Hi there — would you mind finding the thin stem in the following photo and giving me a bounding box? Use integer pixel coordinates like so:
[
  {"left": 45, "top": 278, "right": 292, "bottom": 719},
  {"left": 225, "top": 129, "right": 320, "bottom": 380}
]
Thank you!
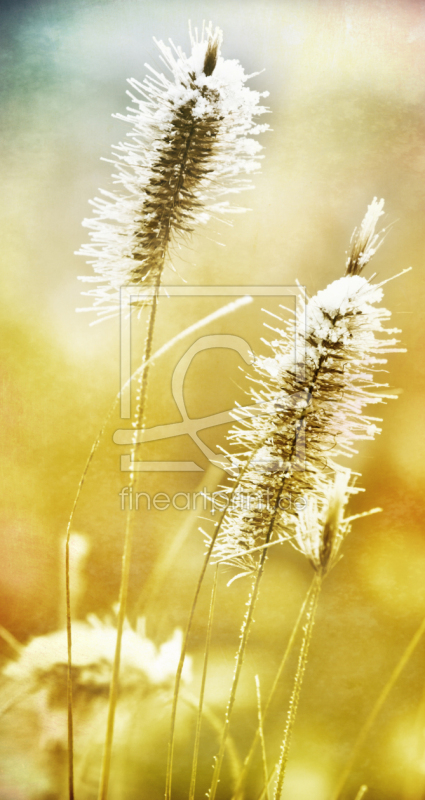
[
  {"left": 65, "top": 299, "right": 245, "bottom": 763},
  {"left": 255, "top": 675, "right": 270, "bottom": 800},
  {"left": 208, "top": 540, "right": 270, "bottom": 800},
  {"left": 66, "top": 518, "right": 76, "bottom": 800},
  {"left": 97, "top": 285, "right": 160, "bottom": 800},
  {"left": 0, "top": 687, "right": 31, "bottom": 719},
  {"left": 0, "top": 625, "right": 21, "bottom": 654},
  {"left": 165, "top": 526, "right": 220, "bottom": 800},
  {"left": 189, "top": 564, "right": 219, "bottom": 800},
  {"left": 273, "top": 573, "right": 322, "bottom": 800},
  {"left": 258, "top": 769, "right": 276, "bottom": 800},
  {"left": 219, "top": 536, "right": 286, "bottom": 563},
  {"left": 181, "top": 690, "right": 241, "bottom": 784},
  {"left": 65, "top": 395, "right": 118, "bottom": 800},
  {"left": 331, "top": 613, "right": 425, "bottom": 800},
  {"left": 354, "top": 787, "right": 368, "bottom": 800},
  {"left": 231, "top": 576, "right": 316, "bottom": 800}
]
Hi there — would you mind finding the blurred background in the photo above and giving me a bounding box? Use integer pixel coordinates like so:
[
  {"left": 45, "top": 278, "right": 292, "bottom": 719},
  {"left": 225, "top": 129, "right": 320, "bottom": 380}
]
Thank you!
[{"left": 1, "top": 0, "right": 425, "bottom": 797}]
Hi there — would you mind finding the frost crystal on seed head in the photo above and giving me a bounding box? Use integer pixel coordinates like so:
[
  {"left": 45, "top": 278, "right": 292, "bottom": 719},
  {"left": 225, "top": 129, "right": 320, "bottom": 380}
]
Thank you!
[{"left": 77, "top": 23, "right": 269, "bottom": 321}]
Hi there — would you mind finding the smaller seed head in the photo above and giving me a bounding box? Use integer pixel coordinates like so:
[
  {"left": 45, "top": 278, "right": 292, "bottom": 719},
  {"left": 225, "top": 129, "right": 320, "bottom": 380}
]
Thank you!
[{"left": 346, "top": 197, "right": 385, "bottom": 275}]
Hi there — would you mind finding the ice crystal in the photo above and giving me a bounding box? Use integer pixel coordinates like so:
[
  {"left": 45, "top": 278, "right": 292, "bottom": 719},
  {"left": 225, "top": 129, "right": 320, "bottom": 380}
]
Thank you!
[{"left": 78, "top": 23, "right": 269, "bottom": 320}]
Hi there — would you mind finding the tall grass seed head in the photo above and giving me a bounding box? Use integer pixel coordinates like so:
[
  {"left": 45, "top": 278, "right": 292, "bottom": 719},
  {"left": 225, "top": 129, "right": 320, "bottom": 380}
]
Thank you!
[
  {"left": 211, "top": 199, "right": 404, "bottom": 577},
  {"left": 77, "top": 23, "right": 270, "bottom": 321}
]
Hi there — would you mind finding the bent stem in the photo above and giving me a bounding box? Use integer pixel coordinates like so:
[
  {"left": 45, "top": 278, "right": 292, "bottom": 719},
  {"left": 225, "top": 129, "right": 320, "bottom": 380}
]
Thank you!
[
  {"left": 65, "top": 530, "right": 75, "bottom": 800},
  {"left": 97, "top": 286, "right": 159, "bottom": 800},
  {"left": 65, "top": 372, "right": 126, "bottom": 800},
  {"left": 231, "top": 576, "right": 316, "bottom": 800},
  {"left": 65, "top": 443, "right": 108, "bottom": 799},
  {"left": 189, "top": 564, "right": 219, "bottom": 800},
  {"left": 401, "top": 670, "right": 425, "bottom": 800},
  {"left": 331, "top": 612, "right": 425, "bottom": 800},
  {"left": 273, "top": 572, "right": 322, "bottom": 800}
]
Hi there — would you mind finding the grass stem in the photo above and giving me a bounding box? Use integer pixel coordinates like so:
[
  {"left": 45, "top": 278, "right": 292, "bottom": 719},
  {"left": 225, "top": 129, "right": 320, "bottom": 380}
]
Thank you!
[
  {"left": 97, "top": 286, "right": 159, "bottom": 800},
  {"left": 401, "top": 666, "right": 425, "bottom": 800},
  {"left": 65, "top": 385, "right": 120, "bottom": 800},
  {"left": 273, "top": 573, "right": 322, "bottom": 800},
  {"left": 165, "top": 527, "right": 220, "bottom": 800},
  {"left": 181, "top": 690, "right": 241, "bottom": 784},
  {"left": 231, "top": 576, "right": 316, "bottom": 799},
  {"left": 189, "top": 565, "right": 219, "bottom": 800},
  {"left": 0, "top": 625, "right": 21, "bottom": 654},
  {"left": 255, "top": 675, "right": 270, "bottom": 800},
  {"left": 208, "top": 551, "right": 268, "bottom": 800}
]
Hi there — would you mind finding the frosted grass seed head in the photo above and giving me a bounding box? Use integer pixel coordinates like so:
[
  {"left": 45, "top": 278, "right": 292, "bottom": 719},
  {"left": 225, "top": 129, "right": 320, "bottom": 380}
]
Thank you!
[
  {"left": 77, "top": 23, "right": 270, "bottom": 321},
  {"left": 211, "top": 199, "right": 405, "bottom": 579}
]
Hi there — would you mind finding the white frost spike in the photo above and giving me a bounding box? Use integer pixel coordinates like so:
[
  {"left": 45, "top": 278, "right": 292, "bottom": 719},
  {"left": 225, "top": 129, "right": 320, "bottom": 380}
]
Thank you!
[{"left": 77, "top": 23, "right": 269, "bottom": 320}]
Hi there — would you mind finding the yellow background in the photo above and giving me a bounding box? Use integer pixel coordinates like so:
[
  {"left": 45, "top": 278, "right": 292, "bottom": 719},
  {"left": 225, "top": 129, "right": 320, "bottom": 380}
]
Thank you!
[{"left": 1, "top": 1, "right": 425, "bottom": 798}]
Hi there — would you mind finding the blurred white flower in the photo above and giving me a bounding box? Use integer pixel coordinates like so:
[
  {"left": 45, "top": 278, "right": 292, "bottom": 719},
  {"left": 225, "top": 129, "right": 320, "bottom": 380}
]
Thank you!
[{"left": 4, "top": 616, "right": 192, "bottom": 692}]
